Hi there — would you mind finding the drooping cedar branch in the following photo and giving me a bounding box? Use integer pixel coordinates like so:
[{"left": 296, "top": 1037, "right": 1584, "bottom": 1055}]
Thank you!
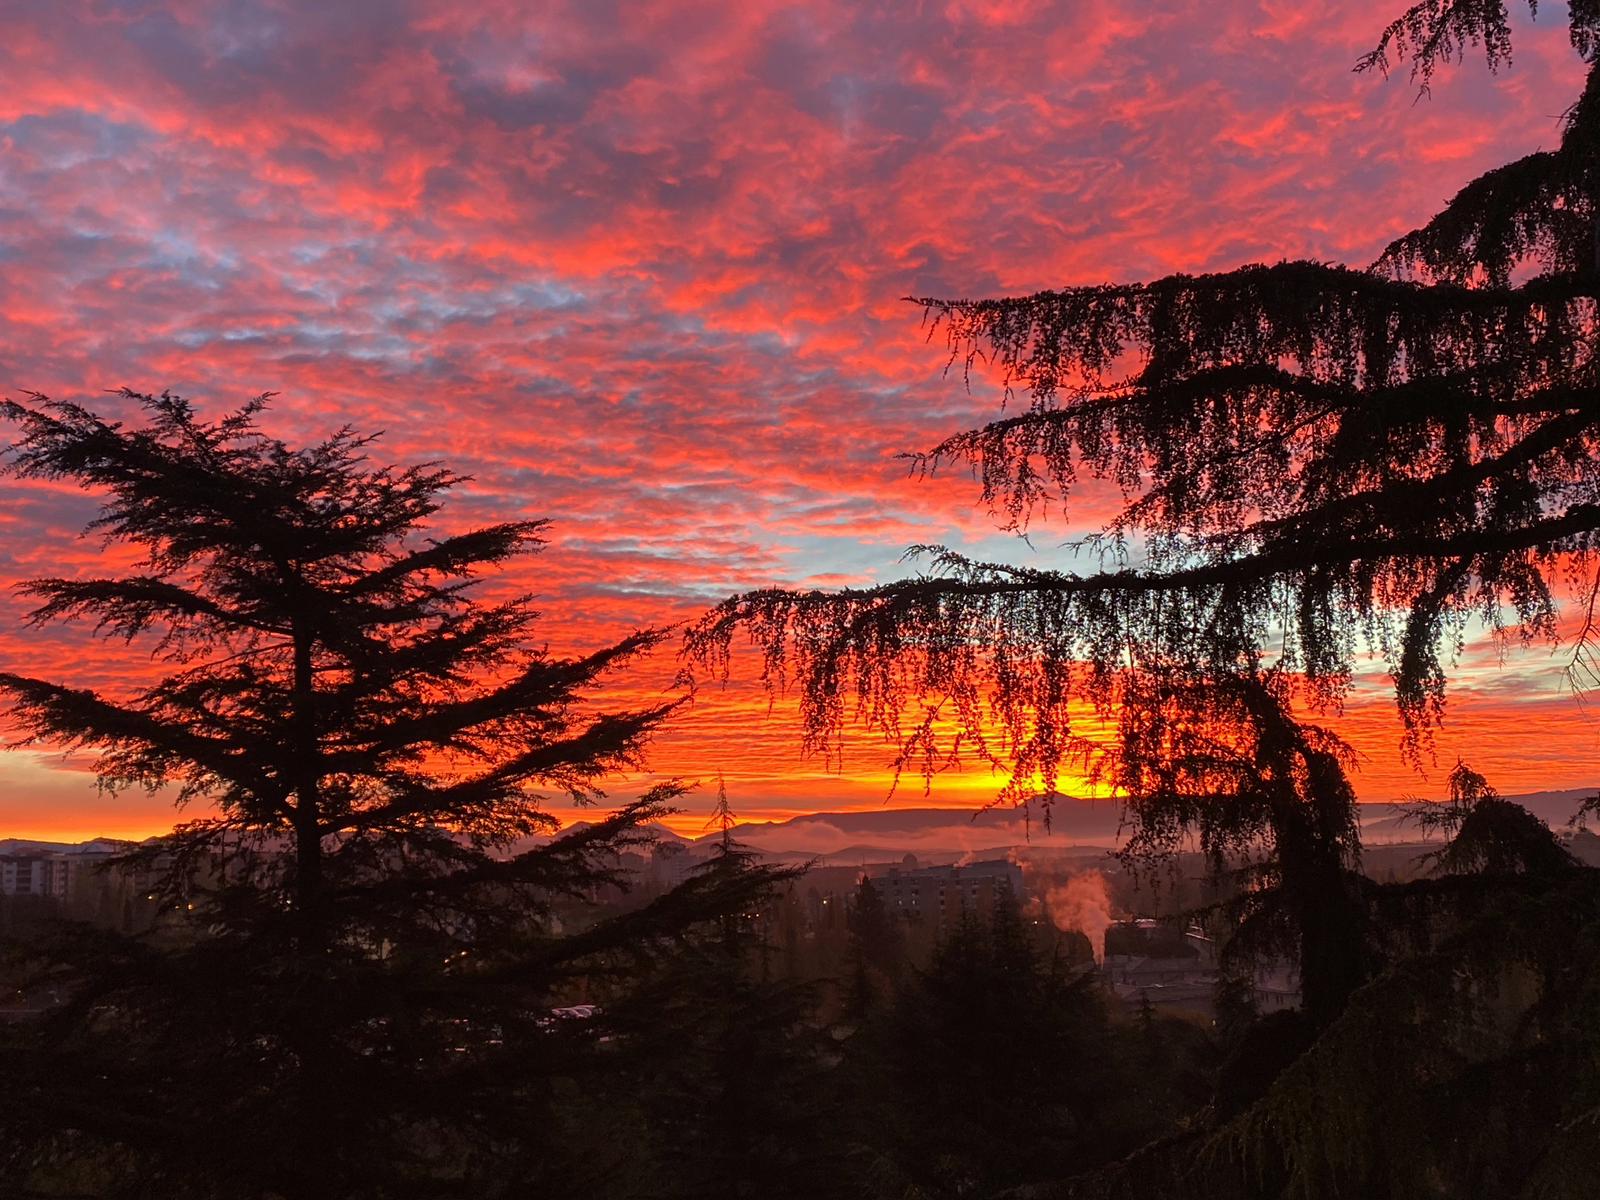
[
  {"left": 1359, "top": 0, "right": 1600, "bottom": 86},
  {"left": 684, "top": 9, "right": 1600, "bottom": 837}
]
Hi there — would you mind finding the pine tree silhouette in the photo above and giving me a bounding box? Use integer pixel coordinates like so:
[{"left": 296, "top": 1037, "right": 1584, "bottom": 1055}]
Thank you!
[{"left": 0, "top": 390, "right": 775, "bottom": 1198}]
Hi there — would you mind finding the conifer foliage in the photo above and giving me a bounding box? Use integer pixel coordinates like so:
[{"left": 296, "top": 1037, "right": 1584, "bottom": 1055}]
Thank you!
[
  {"left": 0, "top": 390, "right": 768, "bottom": 1198},
  {"left": 685, "top": 0, "right": 1600, "bottom": 1016},
  {"left": 611, "top": 777, "right": 840, "bottom": 1200},
  {"left": 679, "top": 14, "right": 1600, "bottom": 1192},
  {"left": 687, "top": 0, "right": 1600, "bottom": 808}
]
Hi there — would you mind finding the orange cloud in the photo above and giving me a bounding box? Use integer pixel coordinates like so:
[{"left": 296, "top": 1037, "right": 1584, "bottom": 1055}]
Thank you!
[{"left": 0, "top": 0, "right": 1595, "bottom": 840}]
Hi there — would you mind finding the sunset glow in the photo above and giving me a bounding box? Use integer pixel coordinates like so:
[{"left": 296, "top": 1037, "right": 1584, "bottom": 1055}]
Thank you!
[{"left": 2, "top": 0, "right": 1597, "bottom": 841}]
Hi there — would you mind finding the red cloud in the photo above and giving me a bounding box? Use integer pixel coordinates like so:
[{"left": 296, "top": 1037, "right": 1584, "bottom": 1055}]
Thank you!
[{"left": 0, "top": 1, "right": 1594, "bottom": 838}]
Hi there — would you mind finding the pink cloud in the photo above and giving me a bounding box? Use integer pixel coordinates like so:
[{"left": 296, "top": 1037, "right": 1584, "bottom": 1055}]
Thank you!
[{"left": 0, "top": 0, "right": 1595, "bottom": 838}]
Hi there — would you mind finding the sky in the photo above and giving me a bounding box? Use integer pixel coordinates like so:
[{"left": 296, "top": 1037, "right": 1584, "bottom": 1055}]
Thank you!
[{"left": 1, "top": 0, "right": 1597, "bottom": 841}]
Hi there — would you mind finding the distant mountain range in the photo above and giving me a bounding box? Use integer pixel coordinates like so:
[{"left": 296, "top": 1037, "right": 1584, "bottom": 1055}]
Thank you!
[
  {"left": 691, "top": 787, "right": 1600, "bottom": 860},
  {"left": 701, "top": 800, "right": 1125, "bottom": 861},
  {"left": 1356, "top": 787, "right": 1598, "bottom": 842},
  {"left": 0, "top": 837, "right": 141, "bottom": 856},
  {"left": 8, "top": 787, "right": 1595, "bottom": 864}
]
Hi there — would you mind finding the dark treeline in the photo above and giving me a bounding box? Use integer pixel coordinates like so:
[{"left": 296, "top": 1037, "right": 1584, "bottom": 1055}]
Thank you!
[{"left": 556, "top": 872, "right": 1219, "bottom": 1200}]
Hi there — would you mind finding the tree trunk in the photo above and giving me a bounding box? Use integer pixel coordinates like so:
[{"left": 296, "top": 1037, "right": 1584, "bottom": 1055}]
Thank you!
[
  {"left": 291, "top": 626, "right": 323, "bottom": 927},
  {"left": 1273, "top": 797, "right": 1366, "bottom": 1028}
]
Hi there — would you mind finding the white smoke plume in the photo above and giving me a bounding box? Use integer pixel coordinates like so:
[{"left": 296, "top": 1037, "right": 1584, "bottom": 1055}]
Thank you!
[{"left": 1043, "top": 870, "right": 1113, "bottom": 962}]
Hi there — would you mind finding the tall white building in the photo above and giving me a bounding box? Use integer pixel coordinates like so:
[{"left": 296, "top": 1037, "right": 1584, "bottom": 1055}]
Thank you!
[{"left": 0, "top": 853, "right": 74, "bottom": 898}]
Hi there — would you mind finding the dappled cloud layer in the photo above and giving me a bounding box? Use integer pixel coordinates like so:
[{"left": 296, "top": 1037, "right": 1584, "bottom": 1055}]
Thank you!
[{"left": 1, "top": 1, "right": 1596, "bottom": 839}]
